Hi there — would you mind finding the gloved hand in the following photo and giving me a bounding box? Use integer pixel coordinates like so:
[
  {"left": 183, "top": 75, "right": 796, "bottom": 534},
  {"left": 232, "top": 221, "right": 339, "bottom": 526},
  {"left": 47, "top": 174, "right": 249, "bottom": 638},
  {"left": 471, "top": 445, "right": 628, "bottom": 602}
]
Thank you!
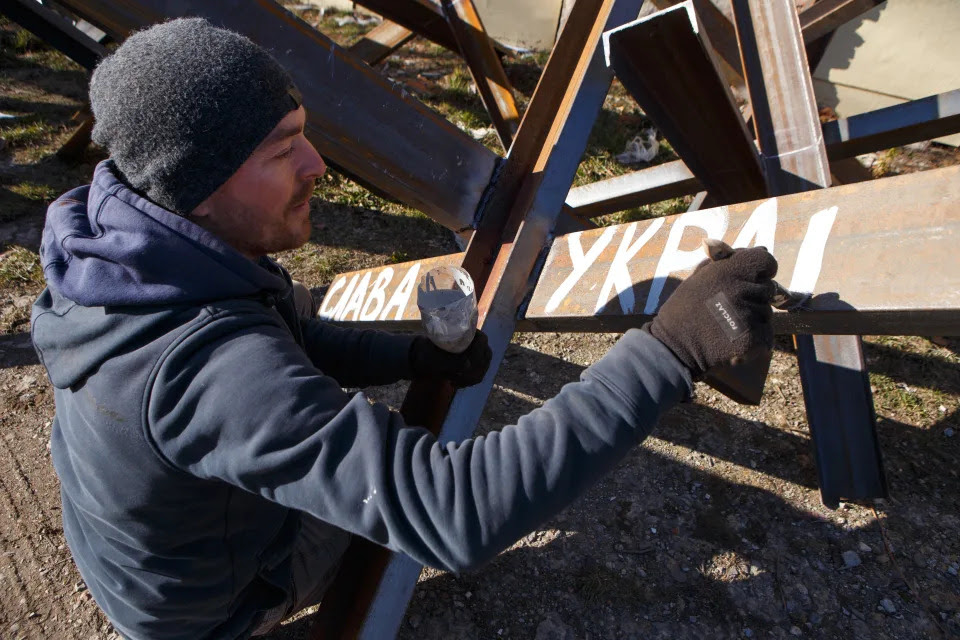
[
  {"left": 644, "top": 246, "right": 777, "bottom": 380},
  {"left": 409, "top": 331, "right": 492, "bottom": 388}
]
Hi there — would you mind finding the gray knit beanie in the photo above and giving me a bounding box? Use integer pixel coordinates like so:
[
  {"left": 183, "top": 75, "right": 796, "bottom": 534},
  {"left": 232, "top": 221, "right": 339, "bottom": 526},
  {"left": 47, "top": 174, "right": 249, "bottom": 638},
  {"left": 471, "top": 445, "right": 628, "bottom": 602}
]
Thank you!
[{"left": 89, "top": 18, "right": 302, "bottom": 215}]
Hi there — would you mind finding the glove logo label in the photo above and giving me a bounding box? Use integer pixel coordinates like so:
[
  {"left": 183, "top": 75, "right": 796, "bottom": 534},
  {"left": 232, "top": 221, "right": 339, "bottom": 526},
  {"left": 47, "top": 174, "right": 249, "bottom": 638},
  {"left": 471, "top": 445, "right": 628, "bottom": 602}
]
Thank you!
[{"left": 706, "top": 293, "right": 749, "bottom": 341}]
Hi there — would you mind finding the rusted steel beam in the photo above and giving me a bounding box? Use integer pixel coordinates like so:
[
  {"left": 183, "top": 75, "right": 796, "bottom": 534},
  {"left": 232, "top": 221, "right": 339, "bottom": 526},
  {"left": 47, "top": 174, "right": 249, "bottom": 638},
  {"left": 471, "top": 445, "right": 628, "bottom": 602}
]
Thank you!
[
  {"left": 824, "top": 89, "right": 960, "bottom": 160},
  {"left": 348, "top": 20, "right": 415, "bottom": 66},
  {"left": 56, "top": 108, "right": 95, "bottom": 163},
  {"left": 798, "top": 0, "right": 884, "bottom": 44},
  {"left": 54, "top": 0, "right": 498, "bottom": 232},
  {"left": 732, "top": 0, "right": 829, "bottom": 192},
  {"left": 1, "top": 0, "right": 108, "bottom": 70},
  {"left": 644, "top": 0, "right": 748, "bottom": 102},
  {"left": 323, "top": 165, "right": 960, "bottom": 336},
  {"left": 565, "top": 89, "right": 960, "bottom": 218},
  {"left": 318, "top": 253, "right": 461, "bottom": 330},
  {"left": 314, "top": 3, "right": 647, "bottom": 637},
  {"left": 564, "top": 161, "right": 701, "bottom": 218},
  {"left": 603, "top": 2, "right": 765, "bottom": 205},
  {"left": 564, "top": 161, "right": 703, "bottom": 218},
  {"left": 353, "top": 0, "right": 461, "bottom": 53},
  {"left": 731, "top": 0, "right": 883, "bottom": 508},
  {"left": 440, "top": 0, "right": 520, "bottom": 149}
]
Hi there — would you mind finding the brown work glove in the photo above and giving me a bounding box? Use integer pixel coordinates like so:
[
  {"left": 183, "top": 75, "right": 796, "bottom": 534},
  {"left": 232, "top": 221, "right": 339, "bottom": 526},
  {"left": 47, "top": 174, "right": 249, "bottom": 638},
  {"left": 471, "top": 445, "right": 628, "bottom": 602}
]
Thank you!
[
  {"left": 409, "top": 331, "right": 493, "bottom": 388},
  {"left": 644, "top": 246, "right": 777, "bottom": 380}
]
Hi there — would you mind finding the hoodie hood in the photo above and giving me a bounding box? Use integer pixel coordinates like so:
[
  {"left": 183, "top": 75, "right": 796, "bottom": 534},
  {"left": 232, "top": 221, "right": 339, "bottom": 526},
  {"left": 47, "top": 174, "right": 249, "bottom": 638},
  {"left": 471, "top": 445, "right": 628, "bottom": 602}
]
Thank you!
[
  {"left": 33, "top": 160, "right": 291, "bottom": 389},
  {"left": 40, "top": 160, "right": 287, "bottom": 307}
]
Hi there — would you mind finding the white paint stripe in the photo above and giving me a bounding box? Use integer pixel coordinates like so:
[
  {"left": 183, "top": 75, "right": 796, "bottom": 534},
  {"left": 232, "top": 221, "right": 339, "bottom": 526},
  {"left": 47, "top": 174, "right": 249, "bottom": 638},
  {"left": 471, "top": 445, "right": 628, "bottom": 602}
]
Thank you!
[
  {"left": 644, "top": 208, "right": 729, "bottom": 314},
  {"left": 732, "top": 197, "right": 777, "bottom": 253},
  {"left": 788, "top": 206, "right": 838, "bottom": 294},
  {"left": 339, "top": 271, "right": 371, "bottom": 321},
  {"left": 360, "top": 267, "right": 395, "bottom": 321},
  {"left": 545, "top": 226, "right": 617, "bottom": 314},
  {"left": 325, "top": 273, "right": 358, "bottom": 321},
  {"left": 318, "top": 276, "right": 348, "bottom": 319},
  {"left": 380, "top": 262, "right": 421, "bottom": 321},
  {"left": 594, "top": 217, "right": 664, "bottom": 314}
]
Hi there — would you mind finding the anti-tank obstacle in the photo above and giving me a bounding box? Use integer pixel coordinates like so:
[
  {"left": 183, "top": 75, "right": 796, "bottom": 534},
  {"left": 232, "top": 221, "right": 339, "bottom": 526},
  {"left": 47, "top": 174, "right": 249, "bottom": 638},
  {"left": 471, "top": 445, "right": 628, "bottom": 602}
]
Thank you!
[{"left": 6, "top": 1, "right": 960, "bottom": 638}]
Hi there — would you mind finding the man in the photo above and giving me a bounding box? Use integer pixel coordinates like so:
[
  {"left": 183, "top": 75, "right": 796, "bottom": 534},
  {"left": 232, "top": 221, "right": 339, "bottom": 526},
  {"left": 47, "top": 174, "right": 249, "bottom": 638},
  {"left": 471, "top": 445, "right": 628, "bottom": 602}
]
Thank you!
[{"left": 32, "top": 18, "right": 778, "bottom": 640}]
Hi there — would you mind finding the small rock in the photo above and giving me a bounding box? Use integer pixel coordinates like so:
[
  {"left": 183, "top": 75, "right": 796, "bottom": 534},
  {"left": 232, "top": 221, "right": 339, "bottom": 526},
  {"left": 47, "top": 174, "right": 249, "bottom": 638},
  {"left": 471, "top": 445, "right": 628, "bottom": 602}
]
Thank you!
[
  {"left": 947, "top": 566, "right": 957, "bottom": 577},
  {"left": 939, "top": 405, "right": 947, "bottom": 413},
  {"left": 945, "top": 428, "right": 955, "bottom": 438},
  {"left": 534, "top": 612, "right": 574, "bottom": 640},
  {"left": 858, "top": 542, "right": 872, "bottom": 553},
  {"left": 744, "top": 629, "right": 753, "bottom": 638},
  {"left": 790, "top": 625, "right": 802, "bottom": 636},
  {"left": 842, "top": 551, "right": 861, "bottom": 568},
  {"left": 880, "top": 598, "right": 897, "bottom": 614}
]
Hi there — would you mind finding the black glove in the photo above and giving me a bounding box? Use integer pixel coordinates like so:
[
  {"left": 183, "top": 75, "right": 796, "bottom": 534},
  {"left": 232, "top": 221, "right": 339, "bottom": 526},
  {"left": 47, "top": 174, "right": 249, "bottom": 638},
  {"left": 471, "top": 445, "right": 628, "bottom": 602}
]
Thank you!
[
  {"left": 645, "top": 246, "right": 777, "bottom": 380},
  {"left": 409, "top": 331, "right": 492, "bottom": 388}
]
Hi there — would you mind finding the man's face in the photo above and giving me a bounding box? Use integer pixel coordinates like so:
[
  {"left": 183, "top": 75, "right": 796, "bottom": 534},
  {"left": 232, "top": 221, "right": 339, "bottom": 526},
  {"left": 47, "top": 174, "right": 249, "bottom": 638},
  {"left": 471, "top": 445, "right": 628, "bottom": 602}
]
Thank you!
[{"left": 190, "top": 106, "right": 326, "bottom": 260}]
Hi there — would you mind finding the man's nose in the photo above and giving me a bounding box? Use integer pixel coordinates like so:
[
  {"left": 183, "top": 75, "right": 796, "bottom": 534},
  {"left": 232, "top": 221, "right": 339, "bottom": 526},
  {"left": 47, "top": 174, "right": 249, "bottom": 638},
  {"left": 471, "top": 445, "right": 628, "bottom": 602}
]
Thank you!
[{"left": 301, "top": 140, "right": 326, "bottom": 180}]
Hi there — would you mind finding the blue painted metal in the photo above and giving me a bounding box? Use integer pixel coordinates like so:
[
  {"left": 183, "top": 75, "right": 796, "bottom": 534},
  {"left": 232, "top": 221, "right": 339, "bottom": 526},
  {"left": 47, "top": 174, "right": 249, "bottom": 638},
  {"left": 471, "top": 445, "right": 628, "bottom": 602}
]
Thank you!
[
  {"left": 357, "top": 1, "right": 648, "bottom": 636},
  {"left": 732, "top": 0, "right": 886, "bottom": 508},
  {"left": 823, "top": 89, "right": 960, "bottom": 159}
]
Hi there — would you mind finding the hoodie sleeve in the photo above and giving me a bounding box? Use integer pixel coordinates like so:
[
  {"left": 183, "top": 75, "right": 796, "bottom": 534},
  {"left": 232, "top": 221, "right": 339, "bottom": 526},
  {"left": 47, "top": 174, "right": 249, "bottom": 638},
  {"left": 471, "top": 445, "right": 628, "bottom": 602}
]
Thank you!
[
  {"left": 299, "top": 319, "right": 416, "bottom": 387},
  {"left": 147, "top": 310, "right": 692, "bottom": 573}
]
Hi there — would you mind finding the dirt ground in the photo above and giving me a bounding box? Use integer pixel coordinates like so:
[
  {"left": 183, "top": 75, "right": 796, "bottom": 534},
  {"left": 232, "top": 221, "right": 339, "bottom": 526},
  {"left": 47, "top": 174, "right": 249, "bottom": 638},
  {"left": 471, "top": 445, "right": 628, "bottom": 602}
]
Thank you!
[{"left": 1, "top": 8, "right": 959, "bottom": 640}]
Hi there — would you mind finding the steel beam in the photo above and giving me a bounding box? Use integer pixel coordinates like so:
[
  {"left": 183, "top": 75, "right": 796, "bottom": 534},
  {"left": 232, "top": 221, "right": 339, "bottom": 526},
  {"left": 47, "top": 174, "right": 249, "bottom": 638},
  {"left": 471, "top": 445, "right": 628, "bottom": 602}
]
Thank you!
[
  {"left": 322, "top": 165, "right": 960, "bottom": 336},
  {"left": 353, "top": 0, "right": 460, "bottom": 53},
  {"left": 823, "top": 89, "right": 960, "bottom": 159},
  {"left": 56, "top": 108, "right": 95, "bottom": 162},
  {"left": 565, "top": 89, "right": 960, "bottom": 218},
  {"left": 564, "top": 160, "right": 701, "bottom": 218},
  {"left": 731, "top": 0, "right": 884, "bottom": 508},
  {"left": 733, "top": 0, "right": 829, "bottom": 192},
  {"left": 440, "top": 0, "right": 520, "bottom": 149},
  {"left": 644, "top": 0, "right": 749, "bottom": 102},
  {"left": 311, "top": 2, "right": 648, "bottom": 637},
  {"left": 603, "top": 2, "right": 765, "bottom": 205},
  {"left": 348, "top": 20, "right": 416, "bottom": 66},
  {"left": 54, "top": 0, "right": 498, "bottom": 232},
  {"left": 799, "top": 0, "right": 884, "bottom": 44},
  {"left": 1, "top": 0, "right": 108, "bottom": 70}
]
